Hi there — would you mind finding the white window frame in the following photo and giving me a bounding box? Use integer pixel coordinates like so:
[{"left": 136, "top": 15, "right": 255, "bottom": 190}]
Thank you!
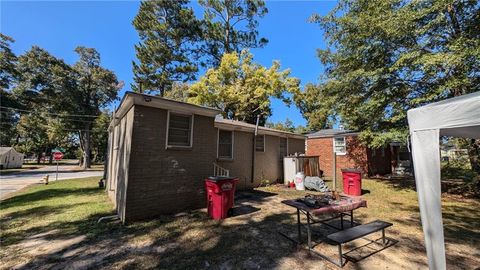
[
  {"left": 217, "top": 129, "right": 234, "bottom": 160},
  {"left": 333, "top": 136, "right": 347, "bottom": 155},
  {"left": 255, "top": 134, "right": 265, "bottom": 152},
  {"left": 166, "top": 111, "right": 194, "bottom": 149}
]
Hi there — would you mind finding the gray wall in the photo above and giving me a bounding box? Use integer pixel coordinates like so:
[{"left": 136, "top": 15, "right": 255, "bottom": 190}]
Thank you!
[
  {"left": 124, "top": 105, "right": 217, "bottom": 221},
  {"left": 216, "top": 130, "right": 254, "bottom": 190},
  {"left": 107, "top": 107, "right": 134, "bottom": 221}
]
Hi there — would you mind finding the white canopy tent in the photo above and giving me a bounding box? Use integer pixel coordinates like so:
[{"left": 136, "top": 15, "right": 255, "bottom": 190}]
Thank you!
[{"left": 407, "top": 91, "right": 480, "bottom": 270}]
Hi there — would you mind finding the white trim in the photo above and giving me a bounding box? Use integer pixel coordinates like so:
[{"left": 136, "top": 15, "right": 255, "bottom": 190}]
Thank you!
[
  {"left": 166, "top": 111, "right": 194, "bottom": 149},
  {"left": 333, "top": 136, "right": 347, "bottom": 155},
  {"left": 217, "top": 129, "right": 234, "bottom": 160}
]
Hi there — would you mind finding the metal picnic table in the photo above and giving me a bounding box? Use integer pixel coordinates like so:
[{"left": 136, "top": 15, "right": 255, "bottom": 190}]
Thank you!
[{"left": 280, "top": 195, "right": 367, "bottom": 265}]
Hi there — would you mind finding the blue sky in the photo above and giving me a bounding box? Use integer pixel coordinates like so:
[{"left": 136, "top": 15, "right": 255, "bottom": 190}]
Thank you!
[{"left": 1, "top": 0, "right": 337, "bottom": 127}]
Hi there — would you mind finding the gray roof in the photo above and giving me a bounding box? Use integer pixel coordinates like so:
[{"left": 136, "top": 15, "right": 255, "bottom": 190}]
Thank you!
[
  {"left": 215, "top": 118, "right": 306, "bottom": 139},
  {"left": 307, "top": 129, "right": 359, "bottom": 138}
]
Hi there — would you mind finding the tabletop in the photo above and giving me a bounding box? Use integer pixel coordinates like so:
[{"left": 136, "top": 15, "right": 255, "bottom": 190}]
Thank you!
[{"left": 282, "top": 195, "right": 367, "bottom": 216}]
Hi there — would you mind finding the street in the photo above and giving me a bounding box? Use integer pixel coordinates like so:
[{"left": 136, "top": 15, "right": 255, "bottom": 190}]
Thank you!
[{"left": 0, "top": 164, "right": 103, "bottom": 199}]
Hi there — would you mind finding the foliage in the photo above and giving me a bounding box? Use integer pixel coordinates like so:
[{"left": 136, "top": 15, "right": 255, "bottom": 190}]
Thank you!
[
  {"left": 0, "top": 33, "right": 18, "bottom": 90},
  {"left": 91, "top": 111, "right": 111, "bottom": 162},
  {"left": 68, "top": 47, "right": 120, "bottom": 168},
  {"left": 132, "top": 0, "right": 200, "bottom": 95},
  {"left": 131, "top": 0, "right": 269, "bottom": 96},
  {"left": 198, "top": 0, "right": 268, "bottom": 67},
  {"left": 188, "top": 51, "right": 300, "bottom": 124},
  {"left": 8, "top": 45, "right": 119, "bottom": 167},
  {"left": 266, "top": 118, "right": 296, "bottom": 132},
  {"left": 163, "top": 82, "right": 191, "bottom": 102},
  {"left": 302, "top": 0, "right": 480, "bottom": 148}
]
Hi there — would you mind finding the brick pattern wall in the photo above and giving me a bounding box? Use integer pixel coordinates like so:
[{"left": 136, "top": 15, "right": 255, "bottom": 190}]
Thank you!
[
  {"left": 216, "top": 130, "right": 253, "bottom": 190},
  {"left": 306, "top": 136, "right": 368, "bottom": 177},
  {"left": 125, "top": 105, "right": 217, "bottom": 222}
]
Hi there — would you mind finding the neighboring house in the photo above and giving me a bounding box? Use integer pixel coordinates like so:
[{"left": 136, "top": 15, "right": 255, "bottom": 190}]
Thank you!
[
  {"left": 106, "top": 92, "right": 305, "bottom": 222},
  {"left": 0, "top": 147, "right": 24, "bottom": 169},
  {"left": 306, "top": 129, "right": 410, "bottom": 177},
  {"left": 440, "top": 145, "right": 468, "bottom": 161}
]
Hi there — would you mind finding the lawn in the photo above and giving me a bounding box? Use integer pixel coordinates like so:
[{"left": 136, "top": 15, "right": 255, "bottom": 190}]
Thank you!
[
  {"left": 0, "top": 177, "right": 479, "bottom": 269},
  {"left": 0, "top": 164, "right": 45, "bottom": 175}
]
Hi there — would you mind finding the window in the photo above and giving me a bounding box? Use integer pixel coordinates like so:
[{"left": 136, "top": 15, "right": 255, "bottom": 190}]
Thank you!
[
  {"left": 255, "top": 135, "right": 265, "bottom": 152},
  {"left": 167, "top": 112, "right": 193, "bottom": 148},
  {"left": 218, "top": 130, "right": 233, "bottom": 159},
  {"left": 333, "top": 137, "right": 346, "bottom": 155}
]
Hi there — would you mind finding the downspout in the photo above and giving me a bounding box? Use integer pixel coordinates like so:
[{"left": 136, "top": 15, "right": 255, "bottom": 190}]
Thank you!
[{"left": 250, "top": 115, "right": 261, "bottom": 187}]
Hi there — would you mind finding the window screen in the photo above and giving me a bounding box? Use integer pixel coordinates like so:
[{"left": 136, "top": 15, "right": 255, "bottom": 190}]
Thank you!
[
  {"left": 218, "top": 130, "right": 233, "bottom": 159},
  {"left": 333, "top": 137, "right": 346, "bottom": 154},
  {"left": 167, "top": 113, "right": 192, "bottom": 147},
  {"left": 256, "top": 135, "right": 265, "bottom": 152}
]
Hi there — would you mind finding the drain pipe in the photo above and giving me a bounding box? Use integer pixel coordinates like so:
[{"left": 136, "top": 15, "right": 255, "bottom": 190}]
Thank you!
[{"left": 250, "top": 115, "right": 261, "bottom": 187}]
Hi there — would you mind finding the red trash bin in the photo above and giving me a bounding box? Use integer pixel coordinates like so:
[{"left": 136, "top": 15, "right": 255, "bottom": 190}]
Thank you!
[
  {"left": 205, "top": 176, "right": 239, "bottom": 220},
  {"left": 341, "top": 169, "right": 362, "bottom": 196}
]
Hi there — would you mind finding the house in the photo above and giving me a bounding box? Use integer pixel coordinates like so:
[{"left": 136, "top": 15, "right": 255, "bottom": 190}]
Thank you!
[
  {"left": 306, "top": 129, "right": 410, "bottom": 177},
  {"left": 106, "top": 91, "right": 305, "bottom": 222},
  {"left": 0, "top": 147, "right": 24, "bottom": 169}
]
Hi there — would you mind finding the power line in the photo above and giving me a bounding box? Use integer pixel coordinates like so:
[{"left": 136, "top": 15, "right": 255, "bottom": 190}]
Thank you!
[
  {"left": 0, "top": 109, "right": 97, "bottom": 123},
  {"left": 0, "top": 106, "right": 101, "bottom": 118}
]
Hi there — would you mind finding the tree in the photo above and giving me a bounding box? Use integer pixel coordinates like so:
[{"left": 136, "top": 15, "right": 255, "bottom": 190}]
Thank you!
[
  {"left": 188, "top": 51, "right": 300, "bottom": 124},
  {"left": 293, "top": 83, "right": 334, "bottom": 131},
  {"left": 91, "top": 111, "right": 111, "bottom": 163},
  {"left": 199, "top": 0, "right": 268, "bottom": 67},
  {"left": 68, "top": 47, "right": 120, "bottom": 169},
  {"left": 0, "top": 34, "right": 20, "bottom": 146},
  {"left": 305, "top": 0, "right": 480, "bottom": 172},
  {"left": 163, "top": 82, "right": 191, "bottom": 102},
  {"left": 132, "top": 0, "right": 201, "bottom": 96},
  {"left": 266, "top": 118, "right": 295, "bottom": 133},
  {"left": 16, "top": 113, "right": 50, "bottom": 163},
  {"left": 0, "top": 33, "right": 18, "bottom": 90}
]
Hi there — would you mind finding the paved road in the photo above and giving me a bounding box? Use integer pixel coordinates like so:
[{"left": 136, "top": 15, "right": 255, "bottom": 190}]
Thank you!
[{"left": 0, "top": 165, "right": 103, "bottom": 200}]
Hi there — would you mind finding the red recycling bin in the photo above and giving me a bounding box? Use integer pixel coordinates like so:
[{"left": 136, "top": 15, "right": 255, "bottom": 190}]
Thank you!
[
  {"left": 341, "top": 169, "right": 362, "bottom": 196},
  {"left": 205, "top": 176, "right": 239, "bottom": 220}
]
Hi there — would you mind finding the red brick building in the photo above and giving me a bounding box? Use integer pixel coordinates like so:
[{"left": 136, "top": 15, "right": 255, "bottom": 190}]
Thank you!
[{"left": 306, "top": 129, "right": 408, "bottom": 177}]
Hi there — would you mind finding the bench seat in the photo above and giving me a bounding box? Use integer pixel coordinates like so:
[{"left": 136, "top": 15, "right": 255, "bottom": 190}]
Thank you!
[{"left": 327, "top": 220, "right": 393, "bottom": 244}]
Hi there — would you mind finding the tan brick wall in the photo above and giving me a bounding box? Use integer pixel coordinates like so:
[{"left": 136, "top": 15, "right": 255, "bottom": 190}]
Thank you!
[
  {"left": 216, "top": 130, "right": 253, "bottom": 190},
  {"left": 107, "top": 107, "right": 134, "bottom": 221},
  {"left": 288, "top": 138, "right": 306, "bottom": 155},
  {"left": 306, "top": 136, "right": 368, "bottom": 177},
  {"left": 124, "top": 105, "right": 217, "bottom": 222}
]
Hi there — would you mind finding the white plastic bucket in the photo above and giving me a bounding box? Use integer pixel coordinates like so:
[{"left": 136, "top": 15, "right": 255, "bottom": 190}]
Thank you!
[{"left": 294, "top": 172, "right": 305, "bottom": 191}]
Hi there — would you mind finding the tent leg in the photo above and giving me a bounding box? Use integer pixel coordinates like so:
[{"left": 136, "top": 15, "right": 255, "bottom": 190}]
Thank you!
[{"left": 411, "top": 129, "right": 446, "bottom": 270}]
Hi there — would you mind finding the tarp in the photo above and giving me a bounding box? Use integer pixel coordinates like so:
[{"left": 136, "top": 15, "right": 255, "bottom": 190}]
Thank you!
[{"left": 407, "top": 91, "right": 480, "bottom": 270}]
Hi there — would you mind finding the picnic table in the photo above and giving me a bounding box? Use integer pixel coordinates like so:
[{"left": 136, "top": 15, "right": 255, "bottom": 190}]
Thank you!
[{"left": 280, "top": 195, "right": 367, "bottom": 265}]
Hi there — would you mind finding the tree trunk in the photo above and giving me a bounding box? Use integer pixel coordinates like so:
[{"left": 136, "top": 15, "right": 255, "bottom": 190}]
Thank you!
[
  {"left": 467, "top": 139, "right": 480, "bottom": 174},
  {"left": 37, "top": 151, "right": 42, "bottom": 164},
  {"left": 81, "top": 124, "right": 92, "bottom": 169}
]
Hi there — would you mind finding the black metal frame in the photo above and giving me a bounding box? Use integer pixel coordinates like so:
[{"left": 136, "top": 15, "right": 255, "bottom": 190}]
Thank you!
[{"left": 280, "top": 208, "right": 395, "bottom": 268}]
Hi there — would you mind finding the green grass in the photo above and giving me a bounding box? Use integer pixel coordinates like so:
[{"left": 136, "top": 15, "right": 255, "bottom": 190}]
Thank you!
[
  {"left": 0, "top": 164, "right": 45, "bottom": 175},
  {"left": 0, "top": 177, "right": 114, "bottom": 247},
  {"left": 0, "top": 177, "right": 478, "bottom": 269}
]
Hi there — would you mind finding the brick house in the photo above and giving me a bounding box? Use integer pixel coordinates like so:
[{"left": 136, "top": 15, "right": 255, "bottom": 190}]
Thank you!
[
  {"left": 106, "top": 91, "right": 305, "bottom": 222},
  {"left": 306, "top": 129, "right": 410, "bottom": 177}
]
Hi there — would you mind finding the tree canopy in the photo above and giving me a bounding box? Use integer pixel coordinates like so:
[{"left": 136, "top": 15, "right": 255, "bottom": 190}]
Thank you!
[
  {"left": 188, "top": 51, "right": 300, "bottom": 124},
  {"left": 132, "top": 0, "right": 200, "bottom": 95},
  {"left": 299, "top": 0, "right": 480, "bottom": 148},
  {"left": 131, "top": 0, "right": 268, "bottom": 96}
]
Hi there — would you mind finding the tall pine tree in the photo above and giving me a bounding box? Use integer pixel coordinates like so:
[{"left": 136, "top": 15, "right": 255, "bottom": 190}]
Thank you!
[{"left": 132, "top": 0, "right": 201, "bottom": 96}]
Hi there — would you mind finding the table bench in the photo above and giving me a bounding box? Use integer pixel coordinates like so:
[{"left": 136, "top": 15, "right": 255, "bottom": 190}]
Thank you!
[{"left": 327, "top": 220, "right": 393, "bottom": 267}]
